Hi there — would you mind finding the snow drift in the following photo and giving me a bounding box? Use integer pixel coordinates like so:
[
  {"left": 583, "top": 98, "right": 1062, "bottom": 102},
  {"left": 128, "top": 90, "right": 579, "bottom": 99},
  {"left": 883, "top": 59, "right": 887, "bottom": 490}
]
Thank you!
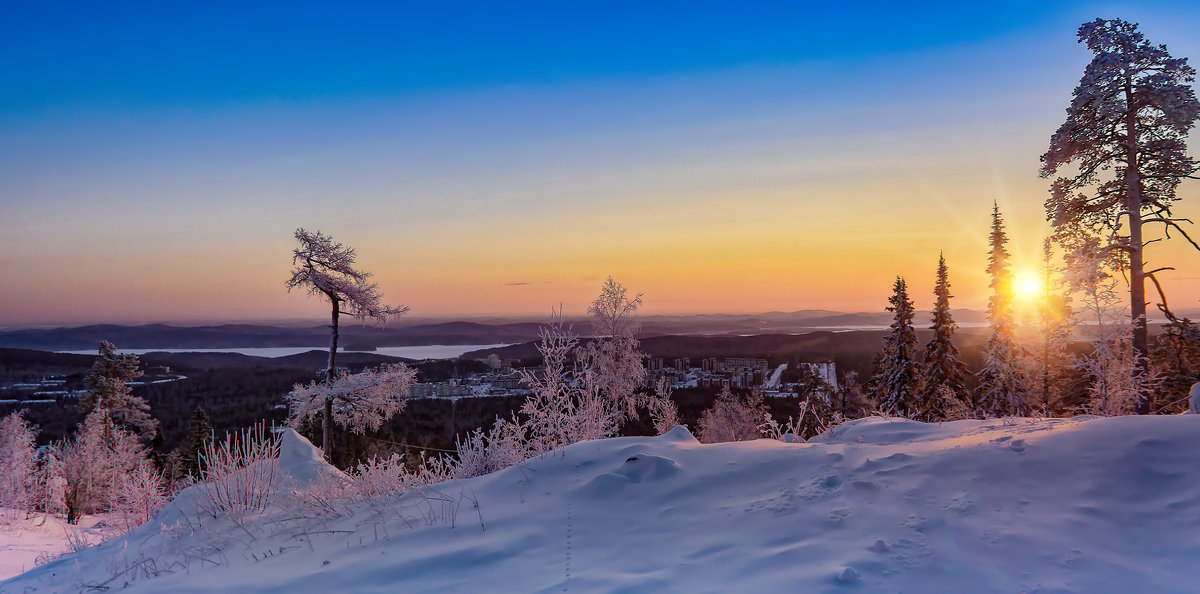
[{"left": 6, "top": 416, "right": 1200, "bottom": 593}]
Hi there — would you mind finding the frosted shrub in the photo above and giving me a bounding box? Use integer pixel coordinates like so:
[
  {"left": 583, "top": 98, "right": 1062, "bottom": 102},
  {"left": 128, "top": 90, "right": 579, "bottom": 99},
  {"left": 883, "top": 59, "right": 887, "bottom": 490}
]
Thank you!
[
  {"left": 697, "top": 387, "right": 768, "bottom": 443},
  {"left": 112, "top": 465, "right": 167, "bottom": 531},
  {"left": 347, "top": 454, "right": 408, "bottom": 506},
  {"left": 197, "top": 425, "right": 281, "bottom": 517},
  {"left": 453, "top": 416, "right": 530, "bottom": 479}
]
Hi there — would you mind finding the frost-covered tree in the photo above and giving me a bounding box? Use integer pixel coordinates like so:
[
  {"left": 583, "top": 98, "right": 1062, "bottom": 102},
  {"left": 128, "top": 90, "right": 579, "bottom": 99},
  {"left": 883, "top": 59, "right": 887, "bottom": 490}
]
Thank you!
[
  {"left": 519, "top": 279, "right": 659, "bottom": 452},
  {"left": 1041, "top": 18, "right": 1200, "bottom": 414},
  {"left": 518, "top": 308, "right": 588, "bottom": 452},
  {"left": 286, "top": 228, "right": 408, "bottom": 457},
  {"left": 697, "top": 386, "right": 768, "bottom": 443},
  {"left": 62, "top": 409, "right": 152, "bottom": 523},
  {"left": 579, "top": 276, "right": 647, "bottom": 421},
  {"left": 111, "top": 465, "right": 166, "bottom": 531},
  {"left": 1024, "top": 239, "right": 1075, "bottom": 413},
  {"left": 36, "top": 445, "right": 67, "bottom": 517},
  {"left": 0, "top": 411, "right": 37, "bottom": 512},
  {"left": 871, "top": 276, "right": 921, "bottom": 417},
  {"left": 648, "top": 376, "right": 681, "bottom": 435},
  {"left": 976, "top": 203, "right": 1029, "bottom": 417},
  {"left": 79, "top": 341, "right": 156, "bottom": 438},
  {"left": 917, "top": 253, "right": 970, "bottom": 421},
  {"left": 1067, "top": 237, "right": 1158, "bottom": 415},
  {"left": 287, "top": 363, "right": 416, "bottom": 462}
]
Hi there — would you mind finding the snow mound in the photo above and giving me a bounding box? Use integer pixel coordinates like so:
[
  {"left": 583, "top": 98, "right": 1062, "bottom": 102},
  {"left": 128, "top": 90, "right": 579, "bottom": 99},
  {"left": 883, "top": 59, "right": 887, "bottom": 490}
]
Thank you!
[
  {"left": 659, "top": 424, "right": 699, "bottom": 444},
  {"left": 8, "top": 415, "right": 1200, "bottom": 593},
  {"left": 278, "top": 428, "right": 341, "bottom": 488}
]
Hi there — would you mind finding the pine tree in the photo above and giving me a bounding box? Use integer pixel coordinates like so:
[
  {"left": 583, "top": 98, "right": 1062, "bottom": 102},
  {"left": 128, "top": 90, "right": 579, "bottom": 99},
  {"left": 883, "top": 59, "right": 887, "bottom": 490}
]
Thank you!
[
  {"left": 174, "top": 406, "right": 212, "bottom": 481},
  {"left": 80, "top": 341, "right": 156, "bottom": 438},
  {"left": 917, "top": 253, "right": 970, "bottom": 421},
  {"left": 976, "top": 203, "right": 1029, "bottom": 417},
  {"left": 871, "top": 276, "right": 921, "bottom": 417},
  {"left": 1041, "top": 18, "right": 1200, "bottom": 414}
]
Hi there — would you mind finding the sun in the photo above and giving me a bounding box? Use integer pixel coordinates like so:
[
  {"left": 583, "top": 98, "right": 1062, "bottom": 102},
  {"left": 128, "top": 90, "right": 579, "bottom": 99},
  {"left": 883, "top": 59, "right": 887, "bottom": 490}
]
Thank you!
[{"left": 1015, "top": 274, "right": 1043, "bottom": 301}]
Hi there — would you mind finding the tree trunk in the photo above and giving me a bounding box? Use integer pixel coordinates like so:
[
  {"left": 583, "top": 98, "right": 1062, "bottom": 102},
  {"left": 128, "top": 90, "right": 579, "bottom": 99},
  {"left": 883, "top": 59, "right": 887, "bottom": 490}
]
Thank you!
[
  {"left": 324, "top": 294, "right": 340, "bottom": 460},
  {"left": 1125, "top": 80, "right": 1151, "bottom": 415}
]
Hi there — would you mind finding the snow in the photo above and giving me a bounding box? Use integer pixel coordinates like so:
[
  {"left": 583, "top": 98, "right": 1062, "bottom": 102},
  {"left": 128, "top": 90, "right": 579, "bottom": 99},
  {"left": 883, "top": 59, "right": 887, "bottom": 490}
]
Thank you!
[
  {"left": 7, "top": 415, "right": 1200, "bottom": 592},
  {"left": 763, "top": 363, "right": 787, "bottom": 389},
  {"left": 277, "top": 428, "right": 342, "bottom": 488},
  {"left": 0, "top": 511, "right": 106, "bottom": 580}
]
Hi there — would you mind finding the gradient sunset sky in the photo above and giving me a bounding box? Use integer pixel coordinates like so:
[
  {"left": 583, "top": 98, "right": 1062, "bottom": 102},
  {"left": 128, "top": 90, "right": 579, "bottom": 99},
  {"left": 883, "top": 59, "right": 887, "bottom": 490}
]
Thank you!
[{"left": 3, "top": 1, "right": 1200, "bottom": 326}]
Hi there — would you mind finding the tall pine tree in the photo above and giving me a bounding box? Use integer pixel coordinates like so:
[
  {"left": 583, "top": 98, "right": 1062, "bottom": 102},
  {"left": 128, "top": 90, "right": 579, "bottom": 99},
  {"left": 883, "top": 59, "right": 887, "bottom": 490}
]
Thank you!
[
  {"left": 872, "top": 276, "right": 921, "bottom": 417},
  {"left": 976, "top": 203, "right": 1029, "bottom": 417},
  {"left": 917, "top": 253, "right": 969, "bottom": 421},
  {"left": 1041, "top": 18, "right": 1200, "bottom": 414}
]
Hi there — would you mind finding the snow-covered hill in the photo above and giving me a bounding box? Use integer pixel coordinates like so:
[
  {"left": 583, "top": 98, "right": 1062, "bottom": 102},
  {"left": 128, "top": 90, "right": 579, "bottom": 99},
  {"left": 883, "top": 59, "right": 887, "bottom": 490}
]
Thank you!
[{"left": 6, "top": 415, "right": 1200, "bottom": 593}]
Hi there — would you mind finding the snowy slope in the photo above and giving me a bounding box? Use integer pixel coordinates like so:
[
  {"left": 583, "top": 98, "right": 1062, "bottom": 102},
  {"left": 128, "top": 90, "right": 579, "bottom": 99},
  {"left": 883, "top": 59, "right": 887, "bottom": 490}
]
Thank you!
[
  {"left": 0, "top": 511, "right": 109, "bottom": 580},
  {"left": 6, "top": 415, "right": 1200, "bottom": 593}
]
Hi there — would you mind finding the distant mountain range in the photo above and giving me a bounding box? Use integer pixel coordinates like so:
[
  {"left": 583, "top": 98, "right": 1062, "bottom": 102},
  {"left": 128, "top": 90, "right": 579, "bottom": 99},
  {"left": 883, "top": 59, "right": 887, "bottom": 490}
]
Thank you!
[{"left": 0, "top": 310, "right": 995, "bottom": 351}]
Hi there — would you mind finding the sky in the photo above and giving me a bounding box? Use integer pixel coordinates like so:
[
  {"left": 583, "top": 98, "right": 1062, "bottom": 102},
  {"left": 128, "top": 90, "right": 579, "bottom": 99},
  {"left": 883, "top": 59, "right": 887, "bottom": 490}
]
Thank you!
[{"left": 3, "top": 1, "right": 1200, "bottom": 326}]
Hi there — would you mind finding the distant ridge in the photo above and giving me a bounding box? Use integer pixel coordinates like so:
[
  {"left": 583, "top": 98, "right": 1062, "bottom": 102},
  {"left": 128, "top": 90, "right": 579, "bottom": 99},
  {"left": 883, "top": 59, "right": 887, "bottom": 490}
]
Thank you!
[{"left": 0, "top": 310, "right": 993, "bottom": 351}]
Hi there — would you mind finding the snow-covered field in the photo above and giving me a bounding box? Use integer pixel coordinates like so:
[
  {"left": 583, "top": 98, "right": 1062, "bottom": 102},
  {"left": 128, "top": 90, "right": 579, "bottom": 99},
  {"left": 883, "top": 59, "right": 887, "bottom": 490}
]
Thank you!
[
  {"left": 0, "top": 511, "right": 108, "bottom": 581},
  {"left": 5, "top": 415, "right": 1200, "bottom": 593}
]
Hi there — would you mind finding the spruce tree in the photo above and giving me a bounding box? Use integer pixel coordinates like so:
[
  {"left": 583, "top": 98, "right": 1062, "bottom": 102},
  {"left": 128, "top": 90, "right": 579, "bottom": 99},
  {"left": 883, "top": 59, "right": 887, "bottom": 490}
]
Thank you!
[
  {"left": 80, "top": 341, "right": 157, "bottom": 438},
  {"left": 917, "top": 253, "right": 969, "bottom": 421},
  {"left": 976, "top": 203, "right": 1028, "bottom": 417},
  {"left": 872, "top": 276, "right": 921, "bottom": 417},
  {"left": 174, "top": 406, "right": 212, "bottom": 480}
]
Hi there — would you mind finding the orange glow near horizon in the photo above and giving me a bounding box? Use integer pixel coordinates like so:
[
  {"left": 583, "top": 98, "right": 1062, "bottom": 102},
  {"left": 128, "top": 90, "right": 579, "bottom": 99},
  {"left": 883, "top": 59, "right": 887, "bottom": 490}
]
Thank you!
[{"left": 5, "top": 21, "right": 1200, "bottom": 327}]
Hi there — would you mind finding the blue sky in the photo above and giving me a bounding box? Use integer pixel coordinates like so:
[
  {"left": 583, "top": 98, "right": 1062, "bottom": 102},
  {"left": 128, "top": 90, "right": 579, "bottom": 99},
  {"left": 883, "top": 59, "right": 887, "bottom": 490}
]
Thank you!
[
  {"left": 3, "top": 1, "right": 1200, "bottom": 324},
  {"left": 1, "top": 1, "right": 1159, "bottom": 110}
]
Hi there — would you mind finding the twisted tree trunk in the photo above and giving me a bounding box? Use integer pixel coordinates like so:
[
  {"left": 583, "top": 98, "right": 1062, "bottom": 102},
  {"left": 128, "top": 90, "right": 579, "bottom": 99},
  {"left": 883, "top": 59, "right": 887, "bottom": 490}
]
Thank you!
[{"left": 324, "top": 294, "right": 340, "bottom": 460}]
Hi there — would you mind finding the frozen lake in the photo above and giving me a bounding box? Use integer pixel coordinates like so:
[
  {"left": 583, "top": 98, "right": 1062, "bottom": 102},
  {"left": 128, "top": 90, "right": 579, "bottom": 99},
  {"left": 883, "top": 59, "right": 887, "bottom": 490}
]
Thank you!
[{"left": 59, "top": 344, "right": 511, "bottom": 360}]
